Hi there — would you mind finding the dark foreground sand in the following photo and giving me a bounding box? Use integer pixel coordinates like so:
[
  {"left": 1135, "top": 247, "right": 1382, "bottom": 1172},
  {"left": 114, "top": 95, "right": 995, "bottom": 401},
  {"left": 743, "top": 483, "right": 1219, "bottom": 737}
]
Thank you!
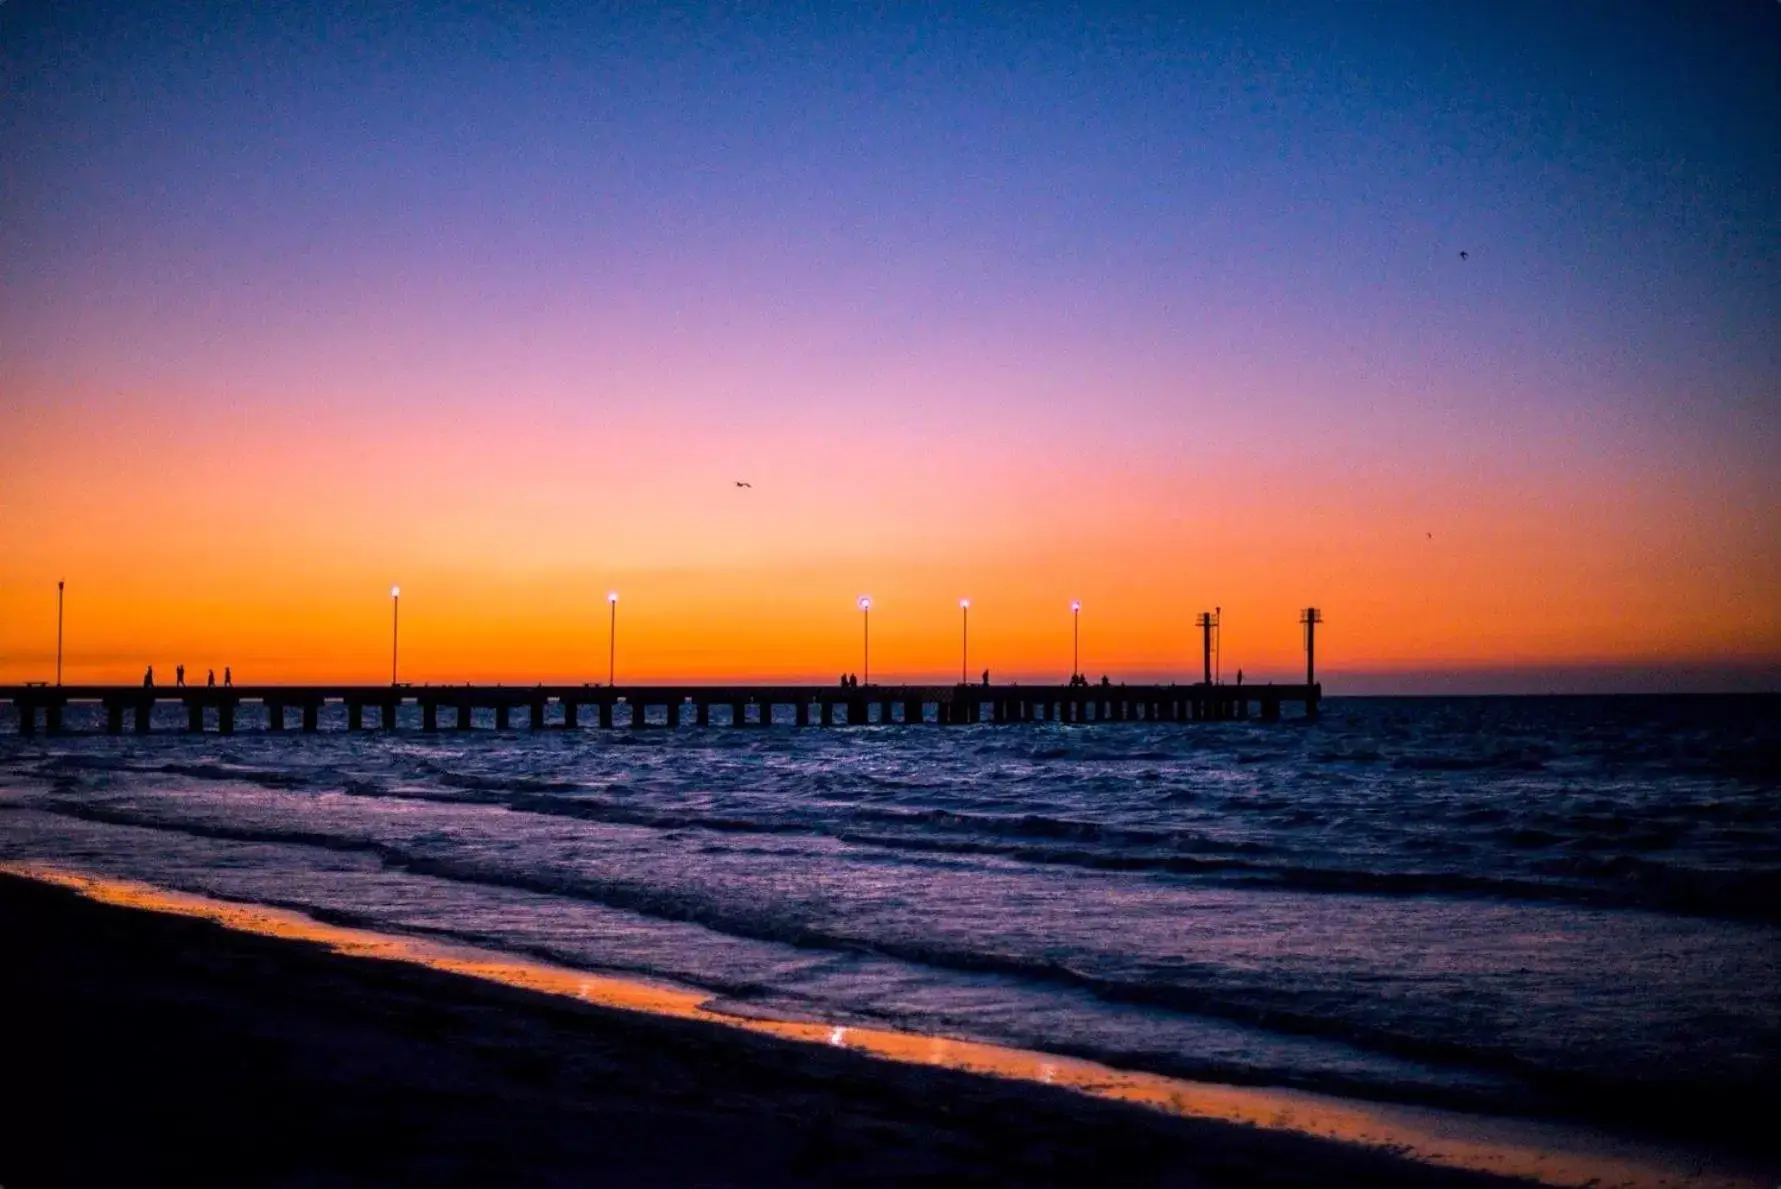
[{"left": 0, "top": 873, "right": 1546, "bottom": 1188}]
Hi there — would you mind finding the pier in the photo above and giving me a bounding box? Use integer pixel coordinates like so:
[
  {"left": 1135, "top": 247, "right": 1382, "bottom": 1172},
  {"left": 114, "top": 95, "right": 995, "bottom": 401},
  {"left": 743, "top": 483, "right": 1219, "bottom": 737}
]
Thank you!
[{"left": 1, "top": 682, "right": 1319, "bottom": 736}]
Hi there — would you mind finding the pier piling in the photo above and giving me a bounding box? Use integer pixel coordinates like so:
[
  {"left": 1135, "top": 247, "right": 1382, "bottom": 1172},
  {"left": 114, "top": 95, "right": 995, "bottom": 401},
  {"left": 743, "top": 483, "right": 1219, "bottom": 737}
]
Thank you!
[{"left": 6, "top": 680, "right": 1321, "bottom": 737}]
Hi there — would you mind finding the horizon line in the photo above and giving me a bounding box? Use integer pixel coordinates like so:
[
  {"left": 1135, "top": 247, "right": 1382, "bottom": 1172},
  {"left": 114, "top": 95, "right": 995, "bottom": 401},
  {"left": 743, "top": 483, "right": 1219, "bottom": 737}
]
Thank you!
[{"left": 2, "top": 664, "right": 1776, "bottom": 699}]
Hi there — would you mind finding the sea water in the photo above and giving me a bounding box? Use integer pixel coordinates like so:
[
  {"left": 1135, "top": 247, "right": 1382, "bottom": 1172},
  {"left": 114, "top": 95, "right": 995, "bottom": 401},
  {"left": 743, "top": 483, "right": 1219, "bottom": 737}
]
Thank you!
[{"left": 2, "top": 695, "right": 1776, "bottom": 1153}]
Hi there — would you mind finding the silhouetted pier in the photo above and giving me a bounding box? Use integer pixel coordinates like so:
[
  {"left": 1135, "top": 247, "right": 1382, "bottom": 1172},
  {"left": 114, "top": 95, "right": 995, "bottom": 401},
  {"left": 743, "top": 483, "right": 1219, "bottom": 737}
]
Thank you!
[{"left": 2, "top": 682, "right": 1320, "bottom": 736}]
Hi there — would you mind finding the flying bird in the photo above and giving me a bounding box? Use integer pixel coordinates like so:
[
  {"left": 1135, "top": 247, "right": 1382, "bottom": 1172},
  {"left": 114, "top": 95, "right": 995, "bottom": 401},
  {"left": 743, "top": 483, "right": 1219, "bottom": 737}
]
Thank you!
[
  {"left": 1459, "top": 250, "right": 1469, "bottom": 261},
  {"left": 735, "top": 481, "right": 752, "bottom": 488}
]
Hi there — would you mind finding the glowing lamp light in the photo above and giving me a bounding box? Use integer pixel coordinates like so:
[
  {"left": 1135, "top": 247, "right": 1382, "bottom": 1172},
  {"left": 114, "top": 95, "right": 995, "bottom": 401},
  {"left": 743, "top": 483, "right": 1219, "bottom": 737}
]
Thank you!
[
  {"left": 960, "top": 598, "right": 970, "bottom": 609},
  {"left": 608, "top": 591, "right": 619, "bottom": 604},
  {"left": 391, "top": 585, "right": 401, "bottom": 598},
  {"left": 1070, "top": 600, "right": 1081, "bottom": 612},
  {"left": 858, "top": 596, "right": 871, "bottom": 610}
]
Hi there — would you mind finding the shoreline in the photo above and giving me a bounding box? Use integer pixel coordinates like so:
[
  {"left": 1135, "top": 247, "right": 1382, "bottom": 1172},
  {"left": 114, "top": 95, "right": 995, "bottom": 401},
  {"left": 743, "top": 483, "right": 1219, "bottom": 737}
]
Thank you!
[{"left": 2, "top": 863, "right": 1766, "bottom": 1188}]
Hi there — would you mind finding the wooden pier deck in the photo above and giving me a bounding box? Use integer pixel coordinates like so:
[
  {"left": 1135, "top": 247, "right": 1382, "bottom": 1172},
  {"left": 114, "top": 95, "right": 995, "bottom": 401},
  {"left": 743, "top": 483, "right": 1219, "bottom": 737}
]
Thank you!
[{"left": 2, "top": 682, "right": 1319, "bottom": 736}]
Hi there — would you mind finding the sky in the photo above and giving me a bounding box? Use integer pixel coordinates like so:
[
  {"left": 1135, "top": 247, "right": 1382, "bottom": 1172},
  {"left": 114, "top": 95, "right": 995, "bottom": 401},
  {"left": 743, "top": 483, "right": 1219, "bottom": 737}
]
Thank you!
[{"left": 2, "top": 1, "right": 1778, "bottom": 690}]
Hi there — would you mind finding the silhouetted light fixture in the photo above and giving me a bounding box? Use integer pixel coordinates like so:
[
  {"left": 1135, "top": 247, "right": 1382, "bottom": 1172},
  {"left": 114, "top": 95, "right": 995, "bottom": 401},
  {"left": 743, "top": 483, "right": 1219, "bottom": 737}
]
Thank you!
[
  {"left": 390, "top": 586, "right": 401, "bottom": 686},
  {"left": 859, "top": 596, "right": 871, "bottom": 685},
  {"left": 1196, "top": 610, "right": 1216, "bottom": 685},
  {"left": 608, "top": 591, "right": 619, "bottom": 686},
  {"left": 960, "top": 599, "right": 970, "bottom": 684},
  {"left": 1070, "top": 600, "right": 1081, "bottom": 680},
  {"left": 1301, "top": 606, "right": 1323, "bottom": 686}
]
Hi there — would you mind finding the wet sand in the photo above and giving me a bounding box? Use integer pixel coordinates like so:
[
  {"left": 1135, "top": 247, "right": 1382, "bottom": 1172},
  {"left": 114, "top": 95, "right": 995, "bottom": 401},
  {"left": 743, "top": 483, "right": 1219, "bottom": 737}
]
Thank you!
[{"left": 0, "top": 870, "right": 1758, "bottom": 1188}]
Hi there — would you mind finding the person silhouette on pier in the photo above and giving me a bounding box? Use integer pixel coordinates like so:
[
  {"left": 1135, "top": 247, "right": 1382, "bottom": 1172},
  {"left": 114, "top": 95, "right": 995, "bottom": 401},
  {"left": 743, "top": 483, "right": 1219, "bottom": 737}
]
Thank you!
[
  {"left": 143, "top": 666, "right": 154, "bottom": 688},
  {"left": 981, "top": 669, "right": 990, "bottom": 686},
  {"left": 176, "top": 664, "right": 185, "bottom": 687},
  {"left": 224, "top": 667, "right": 233, "bottom": 687},
  {"left": 206, "top": 669, "right": 215, "bottom": 688},
  {"left": 1236, "top": 669, "right": 1243, "bottom": 687}
]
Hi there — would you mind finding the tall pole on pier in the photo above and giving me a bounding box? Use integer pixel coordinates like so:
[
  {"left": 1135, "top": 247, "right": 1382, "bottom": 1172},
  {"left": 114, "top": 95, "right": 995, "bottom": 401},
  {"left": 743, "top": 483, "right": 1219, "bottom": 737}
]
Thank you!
[
  {"left": 608, "top": 591, "right": 619, "bottom": 686},
  {"left": 1195, "top": 611, "right": 1214, "bottom": 684},
  {"left": 1215, "top": 605, "right": 1222, "bottom": 685},
  {"left": 390, "top": 586, "right": 400, "bottom": 686},
  {"left": 960, "top": 599, "right": 969, "bottom": 684},
  {"left": 859, "top": 596, "right": 871, "bottom": 685},
  {"left": 56, "top": 580, "right": 64, "bottom": 687},
  {"left": 1070, "top": 600, "right": 1081, "bottom": 680},
  {"left": 1301, "top": 607, "right": 1322, "bottom": 685}
]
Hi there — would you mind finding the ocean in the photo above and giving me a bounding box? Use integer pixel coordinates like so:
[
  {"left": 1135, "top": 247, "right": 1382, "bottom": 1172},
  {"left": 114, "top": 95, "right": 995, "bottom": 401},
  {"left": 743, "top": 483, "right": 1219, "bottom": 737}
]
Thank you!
[{"left": 3, "top": 694, "right": 1777, "bottom": 1154}]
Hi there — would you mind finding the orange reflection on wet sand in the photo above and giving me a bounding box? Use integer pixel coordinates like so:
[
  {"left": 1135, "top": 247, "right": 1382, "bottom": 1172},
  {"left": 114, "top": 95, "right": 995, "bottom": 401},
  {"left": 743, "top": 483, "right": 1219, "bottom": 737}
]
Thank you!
[{"left": 7, "top": 862, "right": 1760, "bottom": 1189}]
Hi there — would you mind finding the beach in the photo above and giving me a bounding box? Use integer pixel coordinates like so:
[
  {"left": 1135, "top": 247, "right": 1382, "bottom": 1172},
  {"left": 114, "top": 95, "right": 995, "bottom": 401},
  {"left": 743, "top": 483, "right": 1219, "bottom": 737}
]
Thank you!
[{"left": 0, "top": 870, "right": 1568, "bottom": 1188}]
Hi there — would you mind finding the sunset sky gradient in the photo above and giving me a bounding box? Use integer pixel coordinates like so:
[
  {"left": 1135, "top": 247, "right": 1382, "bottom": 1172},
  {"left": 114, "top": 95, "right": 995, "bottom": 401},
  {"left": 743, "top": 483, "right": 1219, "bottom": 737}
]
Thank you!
[{"left": 3, "top": 1, "right": 1777, "bottom": 689}]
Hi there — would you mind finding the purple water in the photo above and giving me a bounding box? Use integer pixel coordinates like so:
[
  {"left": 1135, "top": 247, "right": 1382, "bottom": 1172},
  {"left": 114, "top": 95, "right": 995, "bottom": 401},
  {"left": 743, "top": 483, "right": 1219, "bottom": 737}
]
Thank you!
[{"left": 2, "top": 695, "right": 1777, "bottom": 1154}]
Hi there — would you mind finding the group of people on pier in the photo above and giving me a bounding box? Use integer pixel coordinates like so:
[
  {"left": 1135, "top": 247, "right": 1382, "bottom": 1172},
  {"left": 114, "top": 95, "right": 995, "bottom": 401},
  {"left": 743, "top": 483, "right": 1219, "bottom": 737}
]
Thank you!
[{"left": 142, "top": 665, "right": 233, "bottom": 689}]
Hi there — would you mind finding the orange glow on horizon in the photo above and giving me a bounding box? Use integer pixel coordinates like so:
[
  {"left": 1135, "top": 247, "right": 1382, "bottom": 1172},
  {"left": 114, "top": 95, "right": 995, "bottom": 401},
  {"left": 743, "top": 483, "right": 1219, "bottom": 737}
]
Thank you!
[{"left": 3, "top": 379, "right": 1777, "bottom": 687}]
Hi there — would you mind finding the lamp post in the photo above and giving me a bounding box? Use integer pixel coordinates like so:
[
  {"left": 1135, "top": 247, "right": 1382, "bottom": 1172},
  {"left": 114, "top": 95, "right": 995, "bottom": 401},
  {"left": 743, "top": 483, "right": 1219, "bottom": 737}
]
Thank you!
[
  {"left": 1215, "top": 605, "right": 1222, "bottom": 685},
  {"left": 1070, "top": 600, "right": 1081, "bottom": 680},
  {"left": 390, "top": 586, "right": 400, "bottom": 686},
  {"left": 960, "top": 599, "right": 969, "bottom": 684},
  {"left": 859, "top": 596, "right": 871, "bottom": 685},
  {"left": 1301, "top": 606, "right": 1323, "bottom": 686},
  {"left": 56, "top": 580, "right": 64, "bottom": 687},
  {"left": 607, "top": 591, "right": 619, "bottom": 686}
]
